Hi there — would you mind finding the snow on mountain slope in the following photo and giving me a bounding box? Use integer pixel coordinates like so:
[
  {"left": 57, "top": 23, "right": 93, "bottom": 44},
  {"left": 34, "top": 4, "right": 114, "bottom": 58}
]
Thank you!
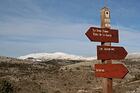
[
  {"left": 126, "top": 53, "right": 140, "bottom": 59},
  {"left": 18, "top": 52, "right": 96, "bottom": 61}
]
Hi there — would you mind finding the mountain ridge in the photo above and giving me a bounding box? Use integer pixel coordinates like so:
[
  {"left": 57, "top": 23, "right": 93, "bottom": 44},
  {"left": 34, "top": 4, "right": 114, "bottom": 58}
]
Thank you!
[
  {"left": 18, "top": 52, "right": 140, "bottom": 61},
  {"left": 18, "top": 52, "right": 96, "bottom": 61}
]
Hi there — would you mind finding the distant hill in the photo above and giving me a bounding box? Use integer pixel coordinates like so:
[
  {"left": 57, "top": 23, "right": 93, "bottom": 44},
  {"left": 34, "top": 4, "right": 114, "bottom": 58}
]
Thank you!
[
  {"left": 18, "top": 52, "right": 140, "bottom": 61},
  {"left": 126, "top": 53, "right": 140, "bottom": 59},
  {"left": 0, "top": 53, "right": 140, "bottom": 93},
  {"left": 18, "top": 52, "right": 96, "bottom": 61}
]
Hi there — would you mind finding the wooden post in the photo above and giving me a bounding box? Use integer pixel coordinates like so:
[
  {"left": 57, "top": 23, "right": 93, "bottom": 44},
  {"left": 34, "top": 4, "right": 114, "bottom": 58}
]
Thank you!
[{"left": 100, "top": 7, "right": 112, "bottom": 93}]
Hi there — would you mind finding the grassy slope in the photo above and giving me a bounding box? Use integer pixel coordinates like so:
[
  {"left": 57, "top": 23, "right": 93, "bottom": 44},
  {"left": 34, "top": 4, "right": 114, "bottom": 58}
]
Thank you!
[{"left": 0, "top": 57, "right": 140, "bottom": 93}]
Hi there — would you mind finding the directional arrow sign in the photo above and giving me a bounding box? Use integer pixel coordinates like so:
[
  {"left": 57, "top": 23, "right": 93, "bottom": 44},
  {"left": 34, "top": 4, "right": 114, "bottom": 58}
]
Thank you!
[
  {"left": 97, "top": 46, "right": 128, "bottom": 60},
  {"left": 95, "top": 64, "right": 129, "bottom": 79},
  {"left": 85, "top": 27, "right": 119, "bottom": 43}
]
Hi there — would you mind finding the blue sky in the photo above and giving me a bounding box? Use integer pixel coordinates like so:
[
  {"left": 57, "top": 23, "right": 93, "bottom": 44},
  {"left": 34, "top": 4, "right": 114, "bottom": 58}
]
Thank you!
[{"left": 0, "top": 0, "right": 140, "bottom": 57}]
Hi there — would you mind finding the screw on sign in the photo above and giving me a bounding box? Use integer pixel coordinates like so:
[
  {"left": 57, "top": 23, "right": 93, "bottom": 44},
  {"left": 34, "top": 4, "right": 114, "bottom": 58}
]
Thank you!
[
  {"left": 97, "top": 46, "right": 128, "bottom": 60},
  {"left": 95, "top": 64, "right": 129, "bottom": 79},
  {"left": 85, "top": 27, "right": 119, "bottom": 43}
]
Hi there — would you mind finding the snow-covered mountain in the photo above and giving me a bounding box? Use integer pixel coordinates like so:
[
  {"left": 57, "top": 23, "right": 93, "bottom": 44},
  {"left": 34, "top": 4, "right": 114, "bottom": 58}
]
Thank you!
[
  {"left": 18, "top": 52, "right": 140, "bottom": 62},
  {"left": 126, "top": 53, "right": 140, "bottom": 59},
  {"left": 18, "top": 52, "right": 96, "bottom": 61}
]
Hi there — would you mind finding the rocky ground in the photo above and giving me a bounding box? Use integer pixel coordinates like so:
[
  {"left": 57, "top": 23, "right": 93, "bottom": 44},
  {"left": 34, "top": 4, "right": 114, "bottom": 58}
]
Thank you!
[{"left": 0, "top": 56, "right": 140, "bottom": 93}]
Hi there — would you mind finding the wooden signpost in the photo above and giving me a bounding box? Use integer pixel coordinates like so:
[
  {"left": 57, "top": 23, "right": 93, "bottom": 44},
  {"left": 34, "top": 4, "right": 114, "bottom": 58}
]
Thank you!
[
  {"left": 97, "top": 46, "right": 128, "bottom": 60},
  {"left": 85, "top": 7, "right": 128, "bottom": 93},
  {"left": 95, "top": 64, "right": 128, "bottom": 79},
  {"left": 85, "top": 27, "right": 119, "bottom": 43}
]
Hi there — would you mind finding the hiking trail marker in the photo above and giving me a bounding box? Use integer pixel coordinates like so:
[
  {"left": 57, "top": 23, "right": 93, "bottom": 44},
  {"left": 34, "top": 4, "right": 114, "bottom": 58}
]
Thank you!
[
  {"left": 85, "top": 27, "right": 119, "bottom": 43},
  {"left": 95, "top": 64, "right": 129, "bottom": 79},
  {"left": 85, "top": 6, "right": 128, "bottom": 93},
  {"left": 97, "top": 46, "right": 128, "bottom": 60}
]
